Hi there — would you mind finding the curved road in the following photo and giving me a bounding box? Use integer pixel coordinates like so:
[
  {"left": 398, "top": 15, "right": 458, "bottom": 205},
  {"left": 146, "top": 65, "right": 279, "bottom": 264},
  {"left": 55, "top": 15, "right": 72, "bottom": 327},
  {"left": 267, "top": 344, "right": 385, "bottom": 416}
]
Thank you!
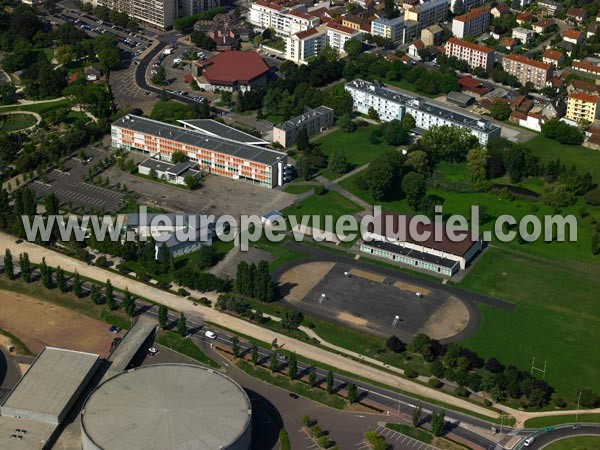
[{"left": 518, "top": 425, "right": 600, "bottom": 450}]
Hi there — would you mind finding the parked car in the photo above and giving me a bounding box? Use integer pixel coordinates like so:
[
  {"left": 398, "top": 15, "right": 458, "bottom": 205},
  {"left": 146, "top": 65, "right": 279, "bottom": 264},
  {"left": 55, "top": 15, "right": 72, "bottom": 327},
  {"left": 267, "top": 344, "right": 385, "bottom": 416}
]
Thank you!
[
  {"left": 109, "top": 325, "right": 121, "bottom": 333},
  {"left": 147, "top": 347, "right": 159, "bottom": 356},
  {"left": 205, "top": 330, "right": 217, "bottom": 340}
]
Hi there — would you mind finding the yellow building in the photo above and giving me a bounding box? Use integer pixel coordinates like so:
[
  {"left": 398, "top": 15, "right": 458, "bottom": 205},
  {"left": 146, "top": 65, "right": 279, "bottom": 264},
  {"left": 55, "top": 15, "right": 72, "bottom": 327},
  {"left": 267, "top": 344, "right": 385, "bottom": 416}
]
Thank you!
[{"left": 566, "top": 92, "right": 600, "bottom": 123}]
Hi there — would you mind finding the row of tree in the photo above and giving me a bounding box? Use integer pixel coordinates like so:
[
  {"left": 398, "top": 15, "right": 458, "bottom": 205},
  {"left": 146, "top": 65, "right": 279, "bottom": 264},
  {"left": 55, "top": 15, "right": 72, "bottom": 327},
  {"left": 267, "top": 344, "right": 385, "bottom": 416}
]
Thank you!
[{"left": 234, "top": 260, "right": 274, "bottom": 302}]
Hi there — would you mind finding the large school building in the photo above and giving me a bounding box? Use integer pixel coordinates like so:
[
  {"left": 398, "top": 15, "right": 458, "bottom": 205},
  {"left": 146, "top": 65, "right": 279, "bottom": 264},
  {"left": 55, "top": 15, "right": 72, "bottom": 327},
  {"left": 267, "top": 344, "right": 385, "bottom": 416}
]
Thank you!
[{"left": 111, "top": 115, "right": 289, "bottom": 188}]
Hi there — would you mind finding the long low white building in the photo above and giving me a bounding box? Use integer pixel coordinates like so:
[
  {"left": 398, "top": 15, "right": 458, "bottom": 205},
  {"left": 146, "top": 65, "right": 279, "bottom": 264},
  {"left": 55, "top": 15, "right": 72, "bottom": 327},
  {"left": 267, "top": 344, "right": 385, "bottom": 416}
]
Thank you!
[{"left": 345, "top": 79, "right": 502, "bottom": 145}]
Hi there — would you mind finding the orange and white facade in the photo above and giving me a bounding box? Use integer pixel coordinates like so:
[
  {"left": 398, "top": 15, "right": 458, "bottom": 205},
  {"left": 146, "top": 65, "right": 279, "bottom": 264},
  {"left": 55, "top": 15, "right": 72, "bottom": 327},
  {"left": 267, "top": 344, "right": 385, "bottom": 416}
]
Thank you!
[{"left": 112, "top": 116, "right": 288, "bottom": 188}]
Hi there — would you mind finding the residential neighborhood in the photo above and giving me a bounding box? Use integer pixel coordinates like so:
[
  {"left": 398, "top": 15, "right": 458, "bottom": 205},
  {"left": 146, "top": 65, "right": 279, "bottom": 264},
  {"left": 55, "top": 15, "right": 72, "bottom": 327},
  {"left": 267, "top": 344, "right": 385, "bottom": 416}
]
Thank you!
[{"left": 0, "top": 0, "right": 599, "bottom": 449}]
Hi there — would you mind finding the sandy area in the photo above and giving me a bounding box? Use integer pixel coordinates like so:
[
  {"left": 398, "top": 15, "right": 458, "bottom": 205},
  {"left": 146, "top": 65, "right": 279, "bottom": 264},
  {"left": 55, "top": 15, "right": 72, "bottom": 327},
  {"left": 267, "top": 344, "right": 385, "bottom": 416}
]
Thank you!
[
  {"left": 420, "top": 296, "right": 469, "bottom": 340},
  {"left": 393, "top": 281, "right": 431, "bottom": 296},
  {"left": 0, "top": 290, "right": 116, "bottom": 358},
  {"left": 337, "top": 312, "right": 369, "bottom": 327},
  {"left": 278, "top": 262, "right": 335, "bottom": 302},
  {"left": 350, "top": 268, "right": 385, "bottom": 283}
]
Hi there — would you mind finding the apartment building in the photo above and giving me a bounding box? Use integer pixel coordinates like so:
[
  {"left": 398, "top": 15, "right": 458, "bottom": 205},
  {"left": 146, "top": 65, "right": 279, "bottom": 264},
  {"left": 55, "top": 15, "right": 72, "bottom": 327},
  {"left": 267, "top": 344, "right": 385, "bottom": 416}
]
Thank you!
[
  {"left": 86, "top": 0, "right": 175, "bottom": 29},
  {"left": 285, "top": 27, "right": 326, "bottom": 64},
  {"left": 502, "top": 54, "right": 552, "bottom": 89},
  {"left": 402, "top": 0, "right": 448, "bottom": 41},
  {"left": 452, "top": 6, "right": 490, "bottom": 39},
  {"left": 420, "top": 24, "right": 443, "bottom": 46},
  {"left": 345, "top": 79, "right": 501, "bottom": 145},
  {"left": 566, "top": 92, "right": 600, "bottom": 123},
  {"left": 449, "top": 0, "right": 484, "bottom": 14},
  {"left": 111, "top": 115, "right": 288, "bottom": 188},
  {"left": 444, "top": 37, "right": 494, "bottom": 72},
  {"left": 511, "top": 0, "right": 532, "bottom": 10},
  {"left": 273, "top": 106, "right": 334, "bottom": 147},
  {"left": 249, "top": 1, "right": 320, "bottom": 37},
  {"left": 326, "top": 22, "right": 363, "bottom": 53},
  {"left": 371, "top": 16, "right": 406, "bottom": 43},
  {"left": 538, "top": 0, "right": 563, "bottom": 16}
]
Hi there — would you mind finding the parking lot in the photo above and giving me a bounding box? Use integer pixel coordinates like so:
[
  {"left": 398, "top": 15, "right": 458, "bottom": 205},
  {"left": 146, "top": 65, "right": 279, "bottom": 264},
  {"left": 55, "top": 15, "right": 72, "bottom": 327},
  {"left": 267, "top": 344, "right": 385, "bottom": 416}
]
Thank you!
[
  {"left": 102, "top": 160, "right": 295, "bottom": 218},
  {"left": 50, "top": 9, "right": 151, "bottom": 55},
  {"left": 28, "top": 148, "right": 125, "bottom": 212}
]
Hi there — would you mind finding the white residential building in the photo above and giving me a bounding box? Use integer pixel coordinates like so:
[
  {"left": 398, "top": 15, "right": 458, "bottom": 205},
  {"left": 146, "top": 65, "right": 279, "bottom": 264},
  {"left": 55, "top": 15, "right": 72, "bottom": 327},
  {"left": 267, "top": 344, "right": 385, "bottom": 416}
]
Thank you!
[
  {"left": 249, "top": 1, "right": 320, "bottom": 37},
  {"left": 371, "top": 16, "right": 406, "bottom": 43},
  {"left": 449, "top": 0, "right": 484, "bottom": 14},
  {"left": 345, "top": 79, "right": 501, "bottom": 145},
  {"left": 452, "top": 6, "right": 490, "bottom": 39},
  {"left": 444, "top": 37, "right": 494, "bottom": 72},
  {"left": 512, "top": 27, "right": 536, "bottom": 44},
  {"left": 326, "top": 22, "right": 363, "bottom": 54},
  {"left": 285, "top": 27, "right": 327, "bottom": 64}
]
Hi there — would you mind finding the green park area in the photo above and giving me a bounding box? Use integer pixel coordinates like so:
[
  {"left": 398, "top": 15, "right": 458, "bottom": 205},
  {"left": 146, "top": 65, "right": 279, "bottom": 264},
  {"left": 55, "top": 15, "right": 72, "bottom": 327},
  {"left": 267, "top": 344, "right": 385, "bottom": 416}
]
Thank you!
[
  {"left": 544, "top": 436, "right": 600, "bottom": 450},
  {"left": 312, "top": 123, "right": 402, "bottom": 180},
  {"left": 0, "top": 113, "right": 37, "bottom": 131},
  {"left": 524, "top": 413, "right": 600, "bottom": 428},
  {"left": 283, "top": 189, "right": 363, "bottom": 226}
]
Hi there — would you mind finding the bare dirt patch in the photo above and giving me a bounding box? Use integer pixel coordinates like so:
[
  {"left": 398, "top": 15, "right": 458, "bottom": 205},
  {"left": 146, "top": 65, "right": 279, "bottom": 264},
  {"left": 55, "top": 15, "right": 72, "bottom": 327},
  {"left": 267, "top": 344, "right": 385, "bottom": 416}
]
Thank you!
[
  {"left": 278, "top": 262, "right": 335, "bottom": 302},
  {"left": 419, "top": 296, "right": 469, "bottom": 340},
  {"left": 336, "top": 312, "right": 368, "bottom": 327},
  {"left": 350, "top": 268, "right": 385, "bottom": 283},
  {"left": 0, "top": 290, "right": 116, "bottom": 358},
  {"left": 393, "top": 281, "right": 431, "bottom": 296}
]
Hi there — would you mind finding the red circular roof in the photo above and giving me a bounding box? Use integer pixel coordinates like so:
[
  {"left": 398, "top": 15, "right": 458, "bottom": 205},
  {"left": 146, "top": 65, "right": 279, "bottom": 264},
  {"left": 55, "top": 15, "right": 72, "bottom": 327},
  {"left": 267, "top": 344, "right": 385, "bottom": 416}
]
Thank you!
[{"left": 198, "top": 51, "right": 269, "bottom": 86}]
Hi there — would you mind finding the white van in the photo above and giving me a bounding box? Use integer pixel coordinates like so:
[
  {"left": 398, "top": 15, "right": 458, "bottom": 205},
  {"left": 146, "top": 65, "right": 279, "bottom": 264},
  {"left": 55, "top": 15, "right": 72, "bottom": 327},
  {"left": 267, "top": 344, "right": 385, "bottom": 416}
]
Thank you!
[
  {"left": 205, "top": 330, "right": 217, "bottom": 340},
  {"left": 523, "top": 437, "right": 535, "bottom": 447}
]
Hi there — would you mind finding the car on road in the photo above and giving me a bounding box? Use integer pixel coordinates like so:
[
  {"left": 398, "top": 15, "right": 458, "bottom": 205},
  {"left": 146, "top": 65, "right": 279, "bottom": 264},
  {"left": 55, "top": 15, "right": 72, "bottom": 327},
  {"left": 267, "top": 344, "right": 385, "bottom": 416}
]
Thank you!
[
  {"left": 523, "top": 437, "right": 535, "bottom": 447},
  {"left": 147, "top": 347, "right": 159, "bottom": 356},
  {"left": 289, "top": 393, "right": 299, "bottom": 399},
  {"left": 205, "top": 330, "right": 217, "bottom": 339},
  {"left": 109, "top": 325, "right": 121, "bottom": 333}
]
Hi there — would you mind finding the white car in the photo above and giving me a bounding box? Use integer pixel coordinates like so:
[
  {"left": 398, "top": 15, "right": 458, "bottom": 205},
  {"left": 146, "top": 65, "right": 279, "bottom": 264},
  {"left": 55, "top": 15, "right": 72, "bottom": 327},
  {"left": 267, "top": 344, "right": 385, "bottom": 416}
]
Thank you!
[
  {"left": 147, "top": 347, "right": 159, "bottom": 356},
  {"left": 205, "top": 330, "right": 217, "bottom": 340},
  {"left": 523, "top": 437, "right": 535, "bottom": 447}
]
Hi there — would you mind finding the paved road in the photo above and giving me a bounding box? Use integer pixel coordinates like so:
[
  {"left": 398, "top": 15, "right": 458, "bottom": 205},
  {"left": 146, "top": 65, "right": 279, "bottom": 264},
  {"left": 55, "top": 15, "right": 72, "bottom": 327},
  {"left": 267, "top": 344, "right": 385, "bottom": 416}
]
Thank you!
[{"left": 518, "top": 424, "right": 600, "bottom": 450}]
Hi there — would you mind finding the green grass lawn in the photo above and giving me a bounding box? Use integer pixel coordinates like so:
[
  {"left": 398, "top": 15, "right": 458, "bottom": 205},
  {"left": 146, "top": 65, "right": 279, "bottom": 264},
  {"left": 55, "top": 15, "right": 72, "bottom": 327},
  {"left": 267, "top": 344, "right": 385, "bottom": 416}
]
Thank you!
[
  {"left": 385, "top": 424, "right": 433, "bottom": 444},
  {"left": 460, "top": 247, "right": 600, "bottom": 400},
  {"left": 282, "top": 190, "right": 363, "bottom": 233},
  {"left": 156, "top": 330, "right": 219, "bottom": 368},
  {"left": 380, "top": 78, "right": 437, "bottom": 98},
  {"left": 264, "top": 114, "right": 284, "bottom": 124},
  {"left": 0, "top": 98, "right": 73, "bottom": 118},
  {"left": 524, "top": 414, "right": 600, "bottom": 428},
  {"left": 544, "top": 436, "right": 600, "bottom": 450},
  {"left": 525, "top": 135, "right": 600, "bottom": 181},
  {"left": 312, "top": 124, "right": 396, "bottom": 180},
  {"left": 283, "top": 184, "right": 318, "bottom": 194},
  {"left": 0, "top": 113, "right": 37, "bottom": 131}
]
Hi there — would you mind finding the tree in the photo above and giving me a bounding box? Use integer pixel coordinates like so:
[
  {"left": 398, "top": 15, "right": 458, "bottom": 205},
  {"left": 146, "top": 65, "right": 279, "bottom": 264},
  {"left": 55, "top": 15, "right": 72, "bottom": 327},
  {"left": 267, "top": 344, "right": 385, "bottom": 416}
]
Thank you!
[
  {"left": 308, "top": 368, "right": 317, "bottom": 387},
  {"left": 189, "top": 30, "right": 216, "bottom": 50},
  {"left": 467, "top": 147, "right": 489, "bottom": 191},
  {"left": 383, "top": 120, "right": 409, "bottom": 145},
  {"left": 431, "top": 410, "right": 445, "bottom": 436},
  {"left": 56, "top": 266, "right": 67, "bottom": 292},
  {"left": 232, "top": 336, "right": 240, "bottom": 357},
  {"left": 347, "top": 383, "right": 358, "bottom": 403},
  {"left": 412, "top": 333, "right": 433, "bottom": 360},
  {"left": 19, "top": 252, "right": 31, "bottom": 282},
  {"left": 401, "top": 113, "right": 416, "bottom": 131},
  {"left": 384, "top": 0, "right": 398, "bottom": 18},
  {"left": 541, "top": 119, "right": 584, "bottom": 145},
  {"left": 158, "top": 305, "right": 168, "bottom": 329},
  {"left": 386, "top": 335, "right": 405, "bottom": 353},
  {"left": 337, "top": 113, "right": 356, "bottom": 133},
  {"left": 344, "top": 39, "right": 363, "bottom": 59},
  {"left": 105, "top": 279, "right": 116, "bottom": 310},
  {"left": 412, "top": 405, "right": 422, "bottom": 428},
  {"left": 171, "top": 151, "right": 187, "bottom": 164},
  {"left": 406, "top": 150, "right": 430, "bottom": 177},
  {"left": 123, "top": 287, "right": 135, "bottom": 316},
  {"left": 94, "top": 34, "right": 121, "bottom": 73},
  {"left": 295, "top": 155, "right": 311, "bottom": 180},
  {"left": 90, "top": 284, "right": 102, "bottom": 304},
  {"left": 296, "top": 128, "right": 310, "bottom": 151},
  {"left": 0, "top": 82, "right": 16, "bottom": 105},
  {"left": 152, "top": 66, "right": 167, "bottom": 85},
  {"left": 302, "top": 414, "right": 311, "bottom": 426},
  {"left": 288, "top": 352, "right": 297, "bottom": 379},
  {"left": 177, "top": 312, "right": 187, "bottom": 336},
  {"left": 328, "top": 149, "right": 350, "bottom": 175},
  {"left": 73, "top": 271, "right": 82, "bottom": 298},
  {"left": 420, "top": 125, "right": 478, "bottom": 163},
  {"left": 368, "top": 106, "right": 379, "bottom": 121},
  {"left": 269, "top": 352, "right": 278, "bottom": 372},
  {"left": 184, "top": 174, "right": 200, "bottom": 189},
  {"left": 327, "top": 371, "right": 335, "bottom": 394},
  {"left": 489, "top": 100, "right": 511, "bottom": 121},
  {"left": 453, "top": 0, "right": 464, "bottom": 14},
  {"left": 4, "top": 249, "right": 13, "bottom": 280},
  {"left": 251, "top": 345, "right": 259, "bottom": 365},
  {"left": 282, "top": 310, "right": 304, "bottom": 330},
  {"left": 402, "top": 171, "right": 426, "bottom": 210}
]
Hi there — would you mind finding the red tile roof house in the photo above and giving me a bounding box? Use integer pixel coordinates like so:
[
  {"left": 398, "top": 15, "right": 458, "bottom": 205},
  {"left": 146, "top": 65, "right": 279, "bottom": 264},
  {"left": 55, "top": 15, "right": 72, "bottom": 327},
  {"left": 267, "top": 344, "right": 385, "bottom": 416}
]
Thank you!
[
  {"left": 563, "top": 28, "right": 584, "bottom": 45},
  {"left": 194, "top": 51, "right": 270, "bottom": 92},
  {"left": 542, "top": 49, "right": 564, "bottom": 67},
  {"left": 567, "top": 7, "right": 588, "bottom": 23},
  {"left": 500, "top": 36, "right": 517, "bottom": 51}
]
